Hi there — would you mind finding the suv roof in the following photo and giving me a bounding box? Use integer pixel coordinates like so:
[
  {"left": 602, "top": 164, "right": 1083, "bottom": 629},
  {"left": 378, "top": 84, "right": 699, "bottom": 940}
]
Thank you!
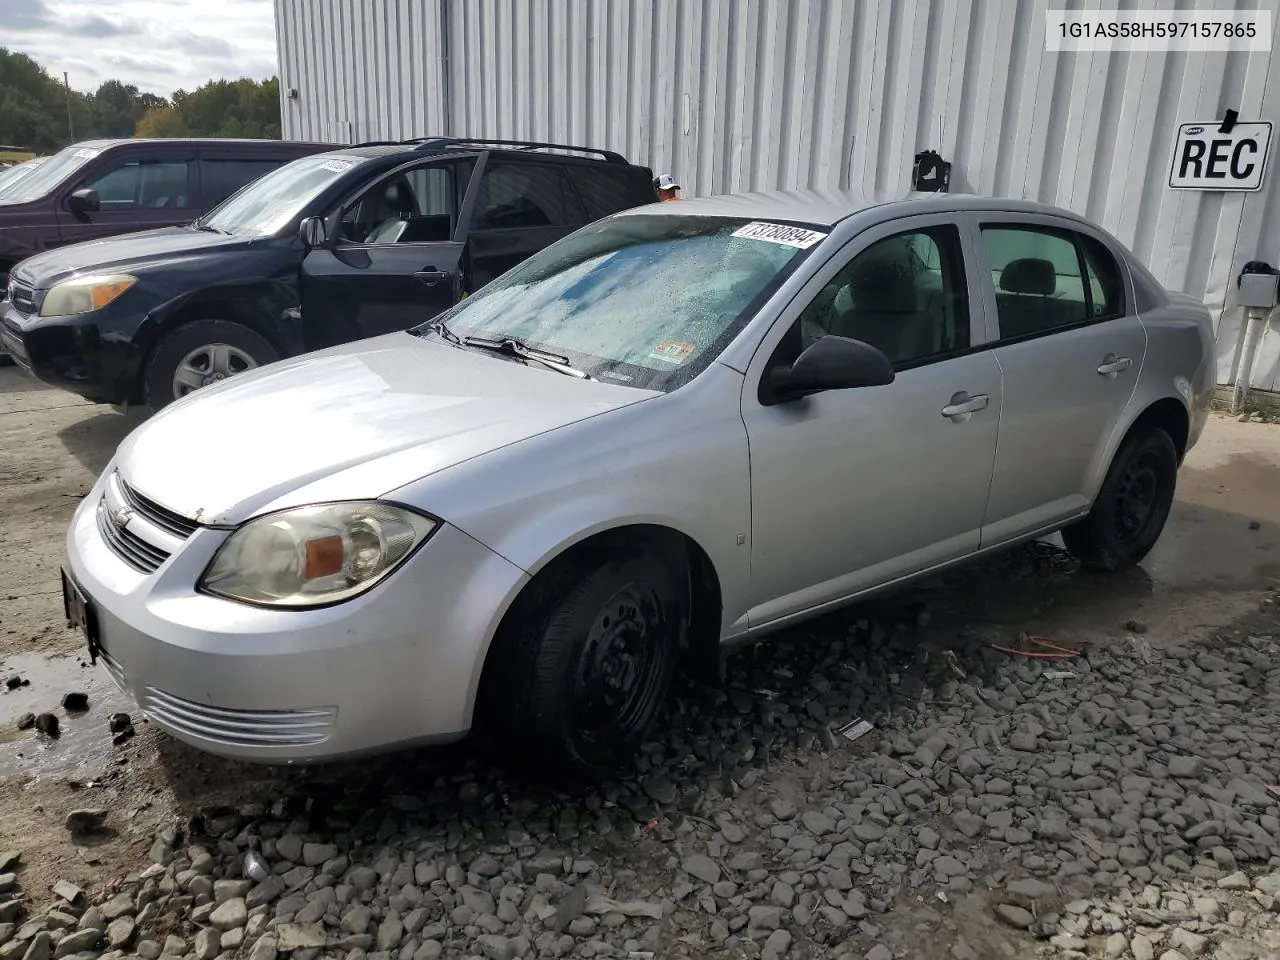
[
  {"left": 71, "top": 138, "right": 335, "bottom": 150},
  {"left": 339, "top": 136, "right": 632, "bottom": 165}
]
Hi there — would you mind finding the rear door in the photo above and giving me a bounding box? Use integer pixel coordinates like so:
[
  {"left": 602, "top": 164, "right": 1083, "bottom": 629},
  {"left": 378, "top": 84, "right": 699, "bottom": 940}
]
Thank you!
[
  {"left": 465, "top": 159, "right": 584, "bottom": 290},
  {"left": 973, "top": 216, "right": 1147, "bottom": 543},
  {"left": 55, "top": 147, "right": 200, "bottom": 246},
  {"left": 299, "top": 158, "right": 471, "bottom": 346}
]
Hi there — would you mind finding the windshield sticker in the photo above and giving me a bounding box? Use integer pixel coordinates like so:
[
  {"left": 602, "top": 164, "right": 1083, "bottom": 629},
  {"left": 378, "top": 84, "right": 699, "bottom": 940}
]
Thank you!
[
  {"left": 732, "top": 221, "right": 827, "bottom": 249},
  {"left": 319, "top": 158, "right": 358, "bottom": 173},
  {"left": 73, "top": 148, "right": 101, "bottom": 160},
  {"left": 647, "top": 339, "right": 695, "bottom": 365}
]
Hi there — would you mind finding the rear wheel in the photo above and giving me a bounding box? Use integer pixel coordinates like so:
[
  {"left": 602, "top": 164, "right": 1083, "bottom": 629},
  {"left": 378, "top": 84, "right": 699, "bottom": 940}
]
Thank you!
[
  {"left": 487, "top": 546, "right": 684, "bottom": 772},
  {"left": 1062, "top": 426, "right": 1178, "bottom": 571},
  {"left": 144, "top": 319, "right": 278, "bottom": 411}
]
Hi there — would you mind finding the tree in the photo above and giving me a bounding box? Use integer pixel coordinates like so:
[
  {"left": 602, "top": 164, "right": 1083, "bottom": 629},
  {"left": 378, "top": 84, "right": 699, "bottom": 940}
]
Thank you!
[
  {"left": 134, "top": 106, "right": 190, "bottom": 138},
  {"left": 0, "top": 47, "right": 284, "bottom": 151}
]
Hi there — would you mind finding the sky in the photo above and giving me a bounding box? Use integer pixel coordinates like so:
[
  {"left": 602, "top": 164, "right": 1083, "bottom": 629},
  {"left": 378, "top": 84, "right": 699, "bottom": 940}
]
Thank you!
[{"left": 2, "top": 0, "right": 277, "bottom": 96}]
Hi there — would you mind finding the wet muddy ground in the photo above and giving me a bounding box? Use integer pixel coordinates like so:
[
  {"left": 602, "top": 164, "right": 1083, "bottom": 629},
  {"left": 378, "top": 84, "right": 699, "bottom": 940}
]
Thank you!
[{"left": 0, "top": 364, "right": 1278, "bottom": 959}]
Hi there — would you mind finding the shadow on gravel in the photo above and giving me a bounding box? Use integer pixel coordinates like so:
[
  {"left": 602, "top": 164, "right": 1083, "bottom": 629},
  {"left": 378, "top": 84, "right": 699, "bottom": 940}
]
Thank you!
[{"left": 56, "top": 408, "right": 148, "bottom": 476}]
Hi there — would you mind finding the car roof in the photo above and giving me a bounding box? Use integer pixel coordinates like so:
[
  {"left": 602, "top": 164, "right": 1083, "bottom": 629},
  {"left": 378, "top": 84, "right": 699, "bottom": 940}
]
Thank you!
[
  {"left": 616, "top": 187, "right": 1095, "bottom": 229},
  {"left": 69, "top": 138, "right": 332, "bottom": 150}
]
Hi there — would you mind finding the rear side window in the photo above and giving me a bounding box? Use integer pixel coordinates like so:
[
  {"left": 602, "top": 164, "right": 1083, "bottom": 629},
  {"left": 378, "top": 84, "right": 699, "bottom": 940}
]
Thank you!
[
  {"left": 572, "top": 167, "right": 649, "bottom": 221},
  {"left": 980, "top": 226, "right": 1125, "bottom": 340},
  {"left": 470, "top": 161, "right": 582, "bottom": 229},
  {"left": 201, "top": 159, "right": 281, "bottom": 207},
  {"left": 85, "top": 159, "right": 194, "bottom": 209}
]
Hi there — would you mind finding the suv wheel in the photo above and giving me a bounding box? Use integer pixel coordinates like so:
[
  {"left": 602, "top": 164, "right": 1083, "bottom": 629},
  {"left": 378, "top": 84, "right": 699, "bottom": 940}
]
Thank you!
[
  {"left": 1062, "top": 426, "right": 1178, "bottom": 571},
  {"left": 488, "top": 545, "right": 685, "bottom": 772},
  {"left": 144, "top": 319, "right": 279, "bottom": 411}
]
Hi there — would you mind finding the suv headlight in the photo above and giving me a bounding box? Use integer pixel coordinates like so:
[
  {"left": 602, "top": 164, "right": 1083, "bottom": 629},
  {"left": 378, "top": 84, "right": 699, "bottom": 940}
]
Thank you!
[
  {"left": 199, "top": 501, "right": 437, "bottom": 607},
  {"left": 39, "top": 273, "right": 136, "bottom": 317}
]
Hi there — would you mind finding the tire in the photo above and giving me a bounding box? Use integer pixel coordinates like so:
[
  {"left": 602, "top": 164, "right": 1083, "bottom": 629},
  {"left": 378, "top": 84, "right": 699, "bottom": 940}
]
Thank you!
[
  {"left": 143, "top": 319, "right": 279, "bottom": 411},
  {"left": 488, "top": 546, "right": 685, "bottom": 773},
  {"left": 1062, "top": 426, "right": 1178, "bottom": 572}
]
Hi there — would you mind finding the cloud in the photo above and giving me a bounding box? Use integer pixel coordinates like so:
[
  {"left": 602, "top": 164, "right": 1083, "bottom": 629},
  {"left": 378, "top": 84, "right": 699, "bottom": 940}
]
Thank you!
[{"left": 4, "top": 0, "right": 276, "bottom": 96}]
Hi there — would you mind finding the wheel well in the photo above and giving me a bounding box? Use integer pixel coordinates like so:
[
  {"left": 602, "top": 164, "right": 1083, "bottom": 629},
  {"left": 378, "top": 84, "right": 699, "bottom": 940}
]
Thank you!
[
  {"left": 1127, "top": 397, "right": 1190, "bottom": 463},
  {"left": 132, "top": 298, "right": 284, "bottom": 404},
  {"left": 477, "top": 524, "right": 725, "bottom": 714}
]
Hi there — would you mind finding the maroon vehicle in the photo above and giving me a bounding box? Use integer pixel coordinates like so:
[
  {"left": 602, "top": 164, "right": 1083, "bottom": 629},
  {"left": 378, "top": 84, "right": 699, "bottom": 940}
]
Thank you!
[{"left": 0, "top": 137, "right": 334, "bottom": 288}]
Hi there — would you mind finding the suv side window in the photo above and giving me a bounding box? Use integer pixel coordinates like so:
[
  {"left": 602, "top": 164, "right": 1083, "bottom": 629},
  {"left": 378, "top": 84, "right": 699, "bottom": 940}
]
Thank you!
[
  {"left": 571, "top": 166, "right": 647, "bottom": 221},
  {"left": 201, "top": 158, "right": 280, "bottom": 208},
  {"left": 795, "top": 226, "right": 970, "bottom": 369},
  {"left": 84, "top": 159, "right": 194, "bottom": 209},
  {"left": 338, "top": 165, "right": 456, "bottom": 245},
  {"left": 980, "top": 226, "right": 1126, "bottom": 340},
  {"left": 470, "top": 161, "right": 583, "bottom": 229}
]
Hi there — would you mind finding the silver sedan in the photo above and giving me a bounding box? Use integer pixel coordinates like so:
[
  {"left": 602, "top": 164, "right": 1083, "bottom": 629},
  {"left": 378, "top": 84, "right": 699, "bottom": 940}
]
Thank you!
[{"left": 63, "top": 189, "right": 1214, "bottom": 770}]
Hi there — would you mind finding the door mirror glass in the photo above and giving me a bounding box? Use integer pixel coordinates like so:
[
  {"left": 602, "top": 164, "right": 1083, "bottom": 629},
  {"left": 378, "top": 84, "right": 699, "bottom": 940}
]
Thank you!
[
  {"left": 764, "top": 335, "right": 894, "bottom": 404},
  {"left": 299, "top": 216, "right": 328, "bottom": 250},
  {"left": 67, "top": 188, "right": 100, "bottom": 216}
]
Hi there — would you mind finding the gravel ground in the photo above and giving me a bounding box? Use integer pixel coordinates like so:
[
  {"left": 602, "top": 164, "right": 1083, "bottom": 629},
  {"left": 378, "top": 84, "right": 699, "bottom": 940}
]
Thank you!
[{"left": 1, "top": 368, "right": 1279, "bottom": 960}]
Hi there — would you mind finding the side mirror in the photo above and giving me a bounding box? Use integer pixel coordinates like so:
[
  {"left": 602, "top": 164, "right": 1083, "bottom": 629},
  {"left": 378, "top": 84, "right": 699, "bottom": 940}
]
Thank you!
[
  {"left": 762, "top": 335, "right": 895, "bottom": 405},
  {"left": 68, "top": 188, "right": 100, "bottom": 217},
  {"left": 299, "top": 216, "right": 328, "bottom": 250}
]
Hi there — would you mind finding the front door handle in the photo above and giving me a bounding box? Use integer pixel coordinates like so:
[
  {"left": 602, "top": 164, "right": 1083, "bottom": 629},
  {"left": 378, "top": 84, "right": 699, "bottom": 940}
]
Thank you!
[
  {"left": 941, "top": 392, "right": 989, "bottom": 421},
  {"left": 1097, "top": 354, "right": 1133, "bottom": 377},
  {"left": 414, "top": 267, "right": 451, "bottom": 287}
]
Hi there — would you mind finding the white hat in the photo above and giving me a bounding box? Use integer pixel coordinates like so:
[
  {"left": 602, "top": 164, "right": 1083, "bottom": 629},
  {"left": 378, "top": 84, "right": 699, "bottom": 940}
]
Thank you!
[{"left": 654, "top": 173, "right": 680, "bottom": 191}]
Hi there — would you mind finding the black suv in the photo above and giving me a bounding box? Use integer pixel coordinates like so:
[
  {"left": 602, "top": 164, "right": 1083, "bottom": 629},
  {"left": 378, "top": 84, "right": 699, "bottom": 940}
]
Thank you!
[{"left": 1, "top": 137, "right": 656, "bottom": 409}]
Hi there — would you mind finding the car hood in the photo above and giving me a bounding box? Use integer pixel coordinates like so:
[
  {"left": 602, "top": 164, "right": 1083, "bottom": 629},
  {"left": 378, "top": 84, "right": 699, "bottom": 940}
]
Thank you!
[
  {"left": 116, "top": 334, "right": 659, "bottom": 525},
  {"left": 13, "top": 226, "right": 247, "bottom": 288}
]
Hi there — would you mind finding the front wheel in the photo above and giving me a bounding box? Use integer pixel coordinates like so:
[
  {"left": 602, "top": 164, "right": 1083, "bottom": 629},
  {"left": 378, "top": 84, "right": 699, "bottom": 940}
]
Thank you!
[
  {"left": 489, "top": 548, "right": 684, "bottom": 772},
  {"left": 144, "top": 319, "right": 279, "bottom": 411},
  {"left": 1062, "top": 426, "right": 1178, "bottom": 571}
]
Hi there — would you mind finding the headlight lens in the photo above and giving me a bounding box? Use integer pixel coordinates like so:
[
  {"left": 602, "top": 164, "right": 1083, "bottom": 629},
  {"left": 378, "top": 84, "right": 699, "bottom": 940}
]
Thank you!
[
  {"left": 200, "top": 501, "right": 436, "bottom": 607},
  {"left": 39, "top": 273, "right": 136, "bottom": 317}
]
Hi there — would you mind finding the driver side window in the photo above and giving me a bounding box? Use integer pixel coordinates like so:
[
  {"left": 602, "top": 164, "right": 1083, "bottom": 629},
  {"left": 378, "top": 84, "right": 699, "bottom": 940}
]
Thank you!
[
  {"left": 338, "top": 165, "right": 456, "bottom": 246},
  {"left": 795, "top": 225, "right": 970, "bottom": 369}
]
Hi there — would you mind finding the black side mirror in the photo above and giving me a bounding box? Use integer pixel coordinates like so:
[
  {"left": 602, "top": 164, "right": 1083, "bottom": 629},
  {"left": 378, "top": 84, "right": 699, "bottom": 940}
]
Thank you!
[
  {"left": 68, "top": 188, "right": 100, "bottom": 217},
  {"left": 762, "top": 335, "right": 895, "bottom": 405},
  {"left": 299, "top": 216, "right": 328, "bottom": 250}
]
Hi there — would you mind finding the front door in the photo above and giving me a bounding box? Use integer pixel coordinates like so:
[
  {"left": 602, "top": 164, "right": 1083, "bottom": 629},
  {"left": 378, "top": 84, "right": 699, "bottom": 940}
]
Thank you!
[
  {"left": 741, "top": 217, "right": 1002, "bottom": 629},
  {"left": 300, "top": 162, "right": 466, "bottom": 348},
  {"left": 973, "top": 220, "right": 1149, "bottom": 543},
  {"left": 54, "top": 152, "right": 200, "bottom": 247}
]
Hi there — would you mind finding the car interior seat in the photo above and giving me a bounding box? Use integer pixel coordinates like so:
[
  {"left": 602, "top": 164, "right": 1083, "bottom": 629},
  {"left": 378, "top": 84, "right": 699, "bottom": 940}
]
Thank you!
[
  {"left": 365, "top": 181, "right": 417, "bottom": 244},
  {"left": 996, "top": 257, "right": 1067, "bottom": 337}
]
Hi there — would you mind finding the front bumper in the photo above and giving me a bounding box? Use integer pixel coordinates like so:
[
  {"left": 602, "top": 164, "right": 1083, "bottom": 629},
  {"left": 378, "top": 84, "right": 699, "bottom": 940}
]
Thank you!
[
  {"left": 2, "top": 299, "right": 144, "bottom": 403},
  {"left": 65, "top": 472, "right": 530, "bottom": 763}
]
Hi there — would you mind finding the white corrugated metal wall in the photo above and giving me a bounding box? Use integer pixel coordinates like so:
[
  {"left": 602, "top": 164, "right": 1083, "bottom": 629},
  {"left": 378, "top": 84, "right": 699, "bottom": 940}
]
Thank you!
[{"left": 275, "top": 0, "right": 1280, "bottom": 390}]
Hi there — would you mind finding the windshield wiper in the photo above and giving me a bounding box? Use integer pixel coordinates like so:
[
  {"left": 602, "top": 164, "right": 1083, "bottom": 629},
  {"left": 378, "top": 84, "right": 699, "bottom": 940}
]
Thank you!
[
  {"left": 192, "top": 221, "right": 225, "bottom": 234},
  {"left": 462, "top": 334, "right": 594, "bottom": 380},
  {"left": 423, "top": 318, "right": 461, "bottom": 345}
]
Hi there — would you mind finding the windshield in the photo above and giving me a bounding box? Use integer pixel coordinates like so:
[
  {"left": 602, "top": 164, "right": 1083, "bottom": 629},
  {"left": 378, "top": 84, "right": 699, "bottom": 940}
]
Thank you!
[
  {"left": 421, "top": 214, "right": 825, "bottom": 392},
  {"left": 0, "top": 158, "right": 44, "bottom": 199},
  {"left": 200, "top": 153, "right": 366, "bottom": 236},
  {"left": 0, "top": 146, "right": 98, "bottom": 204}
]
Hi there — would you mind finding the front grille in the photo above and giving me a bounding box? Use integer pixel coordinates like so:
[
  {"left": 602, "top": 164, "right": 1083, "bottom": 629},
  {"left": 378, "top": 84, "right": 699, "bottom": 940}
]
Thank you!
[
  {"left": 141, "top": 687, "right": 335, "bottom": 747},
  {"left": 118, "top": 478, "right": 200, "bottom": 539},
  {"left": 7, "top": 280, "right": 36, "bottom": 316},
  {"left": 97, "top": 503, "right": 170, "bottom": 573}
]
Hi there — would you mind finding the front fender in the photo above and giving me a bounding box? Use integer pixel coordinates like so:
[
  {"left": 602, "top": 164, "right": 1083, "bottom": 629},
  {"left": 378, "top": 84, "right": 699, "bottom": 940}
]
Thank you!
[{"left": 135, "top": 274, "right": 304, "bottom": 357}]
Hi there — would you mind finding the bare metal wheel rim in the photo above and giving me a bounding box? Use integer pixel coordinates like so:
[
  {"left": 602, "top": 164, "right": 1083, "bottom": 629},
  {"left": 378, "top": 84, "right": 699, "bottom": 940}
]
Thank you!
[{"left": 172, "top": 343, "right": 258, "bottom": 399}]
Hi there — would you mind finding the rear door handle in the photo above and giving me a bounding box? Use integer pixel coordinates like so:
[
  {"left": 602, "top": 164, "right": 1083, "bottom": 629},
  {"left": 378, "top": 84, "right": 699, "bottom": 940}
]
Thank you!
[
  {"left": 1097, "top": 354, "right": 1132, "bottom": 377},
  {"left": 941, "top": 392, "right": 989, "bottom": 420},
  {"left": 414, "top": 268, "right": 450, "bottom": 287}
]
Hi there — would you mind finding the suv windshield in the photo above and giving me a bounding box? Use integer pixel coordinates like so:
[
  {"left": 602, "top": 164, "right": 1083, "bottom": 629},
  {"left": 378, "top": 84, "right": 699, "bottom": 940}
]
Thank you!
[
  {"left": 0, "top": 146, "right": 99, "bottom": 204},
  {"left": 421, "top": 214, "right": 824, "bottom": 392},
  {"left": 0, "top": 158, "right": 45, "bottom": 199},
  {"left": 200, "top": 154, "right": 366, "bottom": 236}
]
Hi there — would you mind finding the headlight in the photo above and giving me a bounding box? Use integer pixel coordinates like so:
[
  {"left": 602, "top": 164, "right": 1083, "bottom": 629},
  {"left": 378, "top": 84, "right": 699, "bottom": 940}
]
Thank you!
[
  {"left": 199, "top": 501, "right": 437, "bottom": 607},
  {"left": 39, "top": 273, "right": 136, "bottom": 317}
]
